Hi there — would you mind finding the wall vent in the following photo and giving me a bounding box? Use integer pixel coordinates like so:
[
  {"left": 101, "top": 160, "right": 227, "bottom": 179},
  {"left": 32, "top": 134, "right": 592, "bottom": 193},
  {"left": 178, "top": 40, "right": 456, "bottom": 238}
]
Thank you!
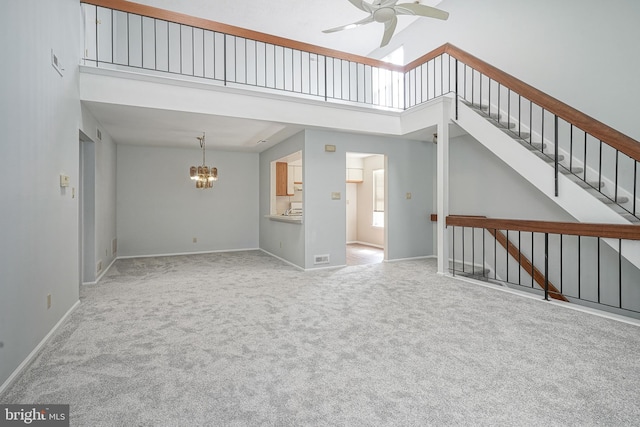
[{"left": 314, "top": 254, "right": 330, "bottom": 265}]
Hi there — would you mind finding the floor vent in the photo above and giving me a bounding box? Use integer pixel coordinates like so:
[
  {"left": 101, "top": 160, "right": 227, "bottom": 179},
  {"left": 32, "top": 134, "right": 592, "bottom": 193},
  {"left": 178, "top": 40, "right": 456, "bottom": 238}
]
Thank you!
[{"left": 314, "top": 254, "right": 330, "bottom": 265}]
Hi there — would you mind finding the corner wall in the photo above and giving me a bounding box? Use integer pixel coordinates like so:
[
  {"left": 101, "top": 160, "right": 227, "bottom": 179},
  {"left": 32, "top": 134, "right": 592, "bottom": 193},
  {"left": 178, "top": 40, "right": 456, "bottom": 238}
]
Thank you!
[
  {"left": 304, "top": 130, "right": 434, "bottom": 268},
  {"left": 80, "top": 107, "right": 118, "bottom": 282},
  {"left": 0, "top": 0, "right": 82, "bottom": 388},
  {"left": 258, "top": 132, "right": 306, "bottom": 268}
]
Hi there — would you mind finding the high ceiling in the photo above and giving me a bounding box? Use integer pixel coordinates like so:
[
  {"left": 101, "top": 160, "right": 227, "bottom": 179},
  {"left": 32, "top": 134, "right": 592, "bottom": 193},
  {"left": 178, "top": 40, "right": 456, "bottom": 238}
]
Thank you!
[
  {"left": 85, "top": 0, "right": 445, "bottom": 151},
  {"left": 129, "top": 0, "right": 443, "bottom": 56}
]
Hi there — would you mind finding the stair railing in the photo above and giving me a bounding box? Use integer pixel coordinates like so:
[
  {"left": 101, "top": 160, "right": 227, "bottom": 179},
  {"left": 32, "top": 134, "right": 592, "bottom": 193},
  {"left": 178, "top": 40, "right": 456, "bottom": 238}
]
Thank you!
[
  {"left": 419, "top": 45, "right": 640, "bottom": 220},
  {"left": 80, "top": 2, "right": 640, "bottom": 219},
  {"left": 446, "top": 215, "right": 640, "bottom": 316}
]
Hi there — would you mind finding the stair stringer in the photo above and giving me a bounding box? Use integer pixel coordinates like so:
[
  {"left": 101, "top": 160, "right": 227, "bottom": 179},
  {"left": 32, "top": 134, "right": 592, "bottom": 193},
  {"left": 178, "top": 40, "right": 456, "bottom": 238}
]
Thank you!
[
  {"left": 455, "top": 101, "right": 640, "bottom": 271},
  {"left": 474, "top": 99, "right": 639, "bottom": 219}
]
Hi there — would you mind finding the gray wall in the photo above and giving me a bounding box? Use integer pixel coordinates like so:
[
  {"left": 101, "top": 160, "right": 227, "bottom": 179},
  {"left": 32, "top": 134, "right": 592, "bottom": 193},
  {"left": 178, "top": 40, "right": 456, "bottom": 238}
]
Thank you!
[
  {"left": 449, "top": 135, "right": 576, "bottom": 221},
  {"left": 80, "top": 108, "right": 118, "bottom": 282},
  {"left": 117, "top": 145, "right": 259, "bottom": 257},
  {"left": 304, "top": 130, "right": 434, "bottom": 268},
  {"left": 0, "top": 0, "right": 81, "bottom": 387},
  {"left": 260, "top": 130, "right": 434, "bottom": 269},
  {"left": 374, "top": 0, "right": 640, "bottom": 142},
  {"left": 259, "top": 132, "right": 306, "bottom": 267}
]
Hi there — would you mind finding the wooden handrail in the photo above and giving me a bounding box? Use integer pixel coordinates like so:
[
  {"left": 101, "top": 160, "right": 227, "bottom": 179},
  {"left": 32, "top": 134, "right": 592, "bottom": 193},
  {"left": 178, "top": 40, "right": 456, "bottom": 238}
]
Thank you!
[
  {"left": 447, "top": 215, "right": 640, "bottom": 240},
  {"left": 441, "top": 214, "right": 568, "bottom": 300},
  {"left": 403, "top": 44, "right": 449, "bottom": 71},
  {"left": 82, "top": 2, "right": 639, "bottom": 162},
  {"left": 428, "top": 44, "right": 640, "bottom": 163},
  {"left": 80, "top": 0, "right": 405, "bottom": 72}
]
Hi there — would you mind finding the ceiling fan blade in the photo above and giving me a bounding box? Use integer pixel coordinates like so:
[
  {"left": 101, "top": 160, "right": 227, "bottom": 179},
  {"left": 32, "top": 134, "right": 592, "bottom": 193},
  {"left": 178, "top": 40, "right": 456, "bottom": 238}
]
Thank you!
[
  {"left": 322, "top": 15, "right": 375, "bottom": 33},
  {"left": 380, "top": 15, "right": 397, "bottom": 47},
  {"left": 395, "top": 3, "right": 449, "bottom": 20}
]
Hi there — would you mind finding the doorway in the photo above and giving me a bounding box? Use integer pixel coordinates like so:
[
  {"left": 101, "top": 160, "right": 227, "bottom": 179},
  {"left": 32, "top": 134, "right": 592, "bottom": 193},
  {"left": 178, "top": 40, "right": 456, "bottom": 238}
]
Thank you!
[
  {"left": 346, "top": 152, "right": 386, "bottom": 266},
  {"left": 79, "top": 131, "right": 96, "bottom": 285}
]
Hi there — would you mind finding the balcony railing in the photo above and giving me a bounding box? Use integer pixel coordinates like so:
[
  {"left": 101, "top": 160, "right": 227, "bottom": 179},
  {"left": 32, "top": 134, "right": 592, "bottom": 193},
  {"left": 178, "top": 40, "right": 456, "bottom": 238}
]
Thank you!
[
  {"left": 447, "top": 215, "right": 640, "bottom": 316},
  {"left": 80, "top": 0, "right": 640, "bottom": 220},
  {"left": 80, "top": 0, "right": 408, "bottom": 109}
]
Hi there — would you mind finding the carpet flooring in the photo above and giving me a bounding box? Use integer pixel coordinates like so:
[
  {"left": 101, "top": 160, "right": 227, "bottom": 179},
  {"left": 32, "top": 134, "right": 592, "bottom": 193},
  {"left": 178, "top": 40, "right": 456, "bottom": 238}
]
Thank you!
[{"left": 2, "top": 251, "right": 639, "bottom": 426}]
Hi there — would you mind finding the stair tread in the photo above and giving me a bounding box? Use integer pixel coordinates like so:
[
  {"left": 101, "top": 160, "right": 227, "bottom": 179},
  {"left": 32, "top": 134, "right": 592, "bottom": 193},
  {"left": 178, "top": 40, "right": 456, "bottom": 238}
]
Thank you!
[
  {"left": 599, "top": 196, "right": 630, "bottom": 204},
  {"left": 466, "top": 102, "right": 636, "bottom": 220}
]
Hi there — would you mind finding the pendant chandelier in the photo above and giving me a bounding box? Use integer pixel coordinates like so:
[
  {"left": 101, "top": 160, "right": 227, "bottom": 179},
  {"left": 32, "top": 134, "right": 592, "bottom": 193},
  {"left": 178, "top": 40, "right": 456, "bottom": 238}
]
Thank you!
[{"left": 189, "top": 133, "right": 218, "bottom": 189}]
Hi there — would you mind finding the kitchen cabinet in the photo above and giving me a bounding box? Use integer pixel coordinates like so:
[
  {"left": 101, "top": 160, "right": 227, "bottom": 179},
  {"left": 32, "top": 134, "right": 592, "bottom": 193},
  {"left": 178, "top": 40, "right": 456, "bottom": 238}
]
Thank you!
[
  {"left": 346, "top": 168, "right": 364, "bottom": 183},
  {"left": 276, "top": 162, "right": 290, "bottom": 196}
]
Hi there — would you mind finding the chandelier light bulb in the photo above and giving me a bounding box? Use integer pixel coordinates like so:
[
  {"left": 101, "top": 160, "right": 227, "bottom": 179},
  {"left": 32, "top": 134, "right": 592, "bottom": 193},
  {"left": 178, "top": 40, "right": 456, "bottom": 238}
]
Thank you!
[{"left": 188, "top": 133, "right": 219, "bottom": 189}]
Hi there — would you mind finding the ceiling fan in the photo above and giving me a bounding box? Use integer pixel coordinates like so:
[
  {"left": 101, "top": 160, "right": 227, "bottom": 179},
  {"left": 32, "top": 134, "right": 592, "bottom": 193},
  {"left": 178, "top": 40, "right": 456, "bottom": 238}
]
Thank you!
[{"left": 323, "top": 0, "right": 449, "bottom": 48}]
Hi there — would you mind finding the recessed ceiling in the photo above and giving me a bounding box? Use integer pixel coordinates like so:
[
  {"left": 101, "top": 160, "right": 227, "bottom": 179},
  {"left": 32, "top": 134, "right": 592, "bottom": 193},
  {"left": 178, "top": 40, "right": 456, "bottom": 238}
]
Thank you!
[{"left": 82, "top": 101, "right": 303, "bottom": 151}]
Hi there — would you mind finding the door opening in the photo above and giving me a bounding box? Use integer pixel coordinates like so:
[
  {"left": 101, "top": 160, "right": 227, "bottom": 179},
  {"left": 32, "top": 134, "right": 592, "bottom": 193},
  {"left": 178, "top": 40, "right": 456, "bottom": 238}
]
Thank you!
[
  {"left": 79, "top": 131, "right": 96, "bottom": 285},
  {"left": 346, "top": 152, "right": 386, "bottom": 266}
]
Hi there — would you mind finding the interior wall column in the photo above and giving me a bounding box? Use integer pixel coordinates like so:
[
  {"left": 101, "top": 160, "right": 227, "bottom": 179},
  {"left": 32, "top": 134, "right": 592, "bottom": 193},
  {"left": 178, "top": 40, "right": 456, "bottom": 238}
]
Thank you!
[{"left": 436, "top": 96, "right": 452, "bottom": 274}]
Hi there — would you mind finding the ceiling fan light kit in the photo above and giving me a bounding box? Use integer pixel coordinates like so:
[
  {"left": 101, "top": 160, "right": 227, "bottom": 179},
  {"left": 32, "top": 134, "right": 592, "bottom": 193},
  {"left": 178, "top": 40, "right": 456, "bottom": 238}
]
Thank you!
[{"left": 323, "top": 0, "right": 449, "bottom": 48}]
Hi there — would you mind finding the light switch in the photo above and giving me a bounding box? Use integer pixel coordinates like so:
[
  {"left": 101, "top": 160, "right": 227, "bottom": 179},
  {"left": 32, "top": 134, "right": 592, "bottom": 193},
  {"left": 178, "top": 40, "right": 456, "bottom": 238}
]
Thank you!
[
  {"left": 60, "top": 174, "right": 70, "bottom": 187},
  {"left": 406, "top": 192, "right": 412, "bottom": 199}
]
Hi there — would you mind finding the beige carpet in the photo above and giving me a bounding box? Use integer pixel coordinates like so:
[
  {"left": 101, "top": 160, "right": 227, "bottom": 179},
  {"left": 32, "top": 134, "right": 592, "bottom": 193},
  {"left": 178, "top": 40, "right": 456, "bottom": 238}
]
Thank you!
[{"left": 2, "top": 251, "right": 639, "bottom": 426}]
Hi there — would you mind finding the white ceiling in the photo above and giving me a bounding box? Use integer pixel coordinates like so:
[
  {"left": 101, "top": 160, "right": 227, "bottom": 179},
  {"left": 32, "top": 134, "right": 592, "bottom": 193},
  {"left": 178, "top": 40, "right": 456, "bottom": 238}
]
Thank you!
[
  {"left": 129, "top": 0, "right": 443, "bottom": 57},
  {"left": 87, "top": 0, "right": 445, "bottom": 151}
]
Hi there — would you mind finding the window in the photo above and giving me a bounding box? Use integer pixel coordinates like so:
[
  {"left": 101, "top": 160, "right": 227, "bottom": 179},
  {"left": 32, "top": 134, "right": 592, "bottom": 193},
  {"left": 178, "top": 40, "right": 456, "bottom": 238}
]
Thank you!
[
  {"left": 372, "top": 169, "right": 384, "bottom": 227},
  {"left": 373, "top": 46, "right": 404, "bottom": 109},
  {"left": 382, "top": 46, "right": 404, "bottom": 66}
]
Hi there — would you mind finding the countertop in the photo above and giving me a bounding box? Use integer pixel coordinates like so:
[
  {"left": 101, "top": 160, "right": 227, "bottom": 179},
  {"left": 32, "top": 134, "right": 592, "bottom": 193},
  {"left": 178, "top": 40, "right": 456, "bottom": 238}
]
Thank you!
[{"left": 266, "top": 214, "right": 303, "bottom": 224}]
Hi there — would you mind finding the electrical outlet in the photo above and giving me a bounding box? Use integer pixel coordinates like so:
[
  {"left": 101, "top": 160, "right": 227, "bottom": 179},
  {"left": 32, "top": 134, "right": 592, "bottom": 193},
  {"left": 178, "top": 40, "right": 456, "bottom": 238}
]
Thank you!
[
  {"left": 406, "top": 192, "right": 412, "bottom": 199},
  {"left": 193, "top": 237, "right": 197, "bottom": 243},
  {"left": 47, "top": 294, "right": 52, "bottom": 309},
  {"left": 97, "top": 260, "right": 102, "bottom": 273}
]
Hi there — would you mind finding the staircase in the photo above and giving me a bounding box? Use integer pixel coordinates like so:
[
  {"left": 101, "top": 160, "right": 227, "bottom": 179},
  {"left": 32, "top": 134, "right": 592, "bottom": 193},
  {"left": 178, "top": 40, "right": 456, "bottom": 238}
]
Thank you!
[
  {"left": 454, "top": 99, "right": 640, "bottom": 274},
  {"left": 461, "top": 99, "right": 639, "bottom": 223}
]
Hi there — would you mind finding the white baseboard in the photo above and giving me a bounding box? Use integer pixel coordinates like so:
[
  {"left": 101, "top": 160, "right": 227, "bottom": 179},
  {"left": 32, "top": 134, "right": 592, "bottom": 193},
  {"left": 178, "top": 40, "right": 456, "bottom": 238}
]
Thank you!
[
  {"left": 0, "top": 300, "right": 81, "bottom": 396},
  {"left": 116, "top": 247, "right": 261, "bottom": 260},
  {"left": 259, "top": 249, "right": 305, "bottom": 270},
  {"left": 385, "top": 255, "right": 434, "bottom": 263},
  {"left": 82, "top": 256, "right": 118, "bottom": 285}
]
